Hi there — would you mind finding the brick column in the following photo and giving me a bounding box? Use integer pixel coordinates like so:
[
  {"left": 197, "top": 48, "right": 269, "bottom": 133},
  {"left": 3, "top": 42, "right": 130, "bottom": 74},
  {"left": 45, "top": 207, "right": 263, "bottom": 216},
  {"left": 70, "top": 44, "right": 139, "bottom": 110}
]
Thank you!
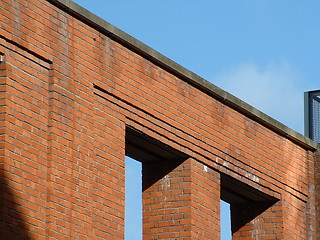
[
  {"left": 92, "top": 95, "right": 126, "bottom": 239},
  {"left": 0, "top": 54, "right": 51, "bottom": 239},
  {"left": 142, "top": 158, "right": 220, "bottom": 239}
]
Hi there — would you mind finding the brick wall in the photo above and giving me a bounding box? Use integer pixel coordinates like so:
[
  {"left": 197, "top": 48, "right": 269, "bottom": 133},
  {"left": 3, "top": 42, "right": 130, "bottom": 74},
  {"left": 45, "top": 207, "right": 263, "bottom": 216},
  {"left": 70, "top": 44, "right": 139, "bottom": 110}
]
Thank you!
[
  {"left": 1, "top": 0, "right": 319, "bottom": 239},
  {"left": 143, "top": 158, "right": 220, "bottom": 239}
]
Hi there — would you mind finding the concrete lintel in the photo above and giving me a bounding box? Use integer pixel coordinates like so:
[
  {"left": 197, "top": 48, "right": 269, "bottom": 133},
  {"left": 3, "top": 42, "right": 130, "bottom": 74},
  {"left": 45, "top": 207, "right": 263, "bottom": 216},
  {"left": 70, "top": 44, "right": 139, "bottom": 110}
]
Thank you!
[{"left": 47, "top": 0, "right": 319, "bottom": 151}]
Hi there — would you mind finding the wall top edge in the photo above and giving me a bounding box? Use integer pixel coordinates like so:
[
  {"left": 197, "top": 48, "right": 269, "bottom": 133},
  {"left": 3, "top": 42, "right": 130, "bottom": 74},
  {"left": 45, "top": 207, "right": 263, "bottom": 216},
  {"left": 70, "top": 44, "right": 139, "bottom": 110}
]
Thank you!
[{"left": 47, "top": 0, "right": 319, "bottom": 151}]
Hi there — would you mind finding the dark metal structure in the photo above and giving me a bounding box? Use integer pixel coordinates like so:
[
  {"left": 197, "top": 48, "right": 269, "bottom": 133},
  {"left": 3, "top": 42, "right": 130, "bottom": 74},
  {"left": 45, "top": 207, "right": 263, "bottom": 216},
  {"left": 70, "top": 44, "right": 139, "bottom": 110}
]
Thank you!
[{"left": 305, "top": 90, "right": 320, "bottom": 142}]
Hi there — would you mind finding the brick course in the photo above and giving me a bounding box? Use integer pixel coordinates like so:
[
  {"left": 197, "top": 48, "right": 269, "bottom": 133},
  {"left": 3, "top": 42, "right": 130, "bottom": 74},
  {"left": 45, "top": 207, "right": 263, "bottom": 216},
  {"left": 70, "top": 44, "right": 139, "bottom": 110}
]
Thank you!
[{"left": 1, "top": 0, "right": 319, "bottom": 239}]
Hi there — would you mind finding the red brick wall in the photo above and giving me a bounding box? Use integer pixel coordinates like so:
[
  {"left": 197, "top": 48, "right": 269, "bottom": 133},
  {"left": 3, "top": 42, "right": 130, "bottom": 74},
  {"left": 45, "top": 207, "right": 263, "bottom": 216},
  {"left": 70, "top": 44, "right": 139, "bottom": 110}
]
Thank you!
[
  {"left": 231, "top": 201, "right": 284, "bottom": 239},
  {"left": 1, "top": 0, "right": 319, "bottom": 239},
  {"left": 93, "top": 93, "right": 126, "bottom": 239},
  {"left": 315, "top": 151, "right": 320, "bottom": 239},
  {"left": 143, "top": 158, "right": 220, "bottom": 239},
  {"left": 0, "top": 41, "right": 51, "bottom": 239}
]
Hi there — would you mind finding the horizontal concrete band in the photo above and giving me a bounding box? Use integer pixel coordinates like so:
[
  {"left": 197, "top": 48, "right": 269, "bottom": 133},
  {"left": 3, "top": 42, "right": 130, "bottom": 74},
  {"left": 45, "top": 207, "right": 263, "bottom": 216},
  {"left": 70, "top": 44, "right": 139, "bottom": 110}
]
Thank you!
[{"left": 48, "top": 0, "right": 319, "bottom": 151}]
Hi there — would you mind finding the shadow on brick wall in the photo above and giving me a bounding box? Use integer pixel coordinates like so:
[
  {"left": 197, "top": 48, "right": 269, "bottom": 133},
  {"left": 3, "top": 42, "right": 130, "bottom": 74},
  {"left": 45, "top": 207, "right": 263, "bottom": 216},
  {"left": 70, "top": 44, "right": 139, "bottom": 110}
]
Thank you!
[
  {"left": 125, "top": 125, "right": 189, "bottom": 192},
  {"left": 231, "top": 201, "right": 277, "bottom": 233},
  {"left": 142, "top": 159, "right": 185, "bottom": 192},
  {"left": 0, "top": 173, "right": 32, "bottom": 240}
]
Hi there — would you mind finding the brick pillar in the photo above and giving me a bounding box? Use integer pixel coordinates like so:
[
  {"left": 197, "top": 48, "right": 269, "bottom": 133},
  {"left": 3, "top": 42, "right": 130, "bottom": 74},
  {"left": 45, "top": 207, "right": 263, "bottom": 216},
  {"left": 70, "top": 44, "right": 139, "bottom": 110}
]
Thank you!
[
  {"left": 92, "top": 95, "right": 126, "bottom": 239},
  {"left": 46, "top": 67, "right": 97, "bottom": 239},
  {"left": 0, "top": 55, "right": 50, "bottom": 239},
  {"left": 231, "top": 200, "right": 283, "bottom": 239},
  {"left": 142, "top": 158, "right": 220, "bottom": 239}
]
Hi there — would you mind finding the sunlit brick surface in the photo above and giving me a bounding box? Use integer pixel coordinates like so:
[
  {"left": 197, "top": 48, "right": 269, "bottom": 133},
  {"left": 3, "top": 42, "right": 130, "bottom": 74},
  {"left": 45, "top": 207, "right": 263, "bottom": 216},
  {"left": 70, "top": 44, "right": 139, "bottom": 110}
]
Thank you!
[{"left": 0, "top": 0, "right": 319, "bottom": 239}]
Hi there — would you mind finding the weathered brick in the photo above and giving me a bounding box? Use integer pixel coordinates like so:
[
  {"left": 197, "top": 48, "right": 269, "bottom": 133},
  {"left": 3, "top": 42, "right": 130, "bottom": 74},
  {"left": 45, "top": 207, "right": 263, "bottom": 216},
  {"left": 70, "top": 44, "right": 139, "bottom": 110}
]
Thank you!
[{"left": 0, "top": 0, "right": 319, "bottom": 239}]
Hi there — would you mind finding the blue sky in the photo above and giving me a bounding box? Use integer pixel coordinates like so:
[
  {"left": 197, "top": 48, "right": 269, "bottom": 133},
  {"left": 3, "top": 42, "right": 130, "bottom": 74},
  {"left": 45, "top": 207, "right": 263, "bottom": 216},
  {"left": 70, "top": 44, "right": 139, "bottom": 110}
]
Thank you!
[{"left": 72, "top": 1, "right": 320, "bottom": 239}]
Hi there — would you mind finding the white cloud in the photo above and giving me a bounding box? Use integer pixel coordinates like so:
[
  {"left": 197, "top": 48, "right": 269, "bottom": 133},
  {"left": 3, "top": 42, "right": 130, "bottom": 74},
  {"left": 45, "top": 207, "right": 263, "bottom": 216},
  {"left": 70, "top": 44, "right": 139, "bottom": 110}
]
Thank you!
[{"left": 212, "top": 62, "right": 305, "bottom": 134}]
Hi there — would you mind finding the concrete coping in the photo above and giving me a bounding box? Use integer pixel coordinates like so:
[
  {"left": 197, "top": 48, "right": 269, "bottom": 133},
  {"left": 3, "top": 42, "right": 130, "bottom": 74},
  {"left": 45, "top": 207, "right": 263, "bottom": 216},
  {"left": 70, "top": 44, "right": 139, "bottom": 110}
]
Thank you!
[{"left": 48, "top": 0, "right": 319, "bottom": 151}]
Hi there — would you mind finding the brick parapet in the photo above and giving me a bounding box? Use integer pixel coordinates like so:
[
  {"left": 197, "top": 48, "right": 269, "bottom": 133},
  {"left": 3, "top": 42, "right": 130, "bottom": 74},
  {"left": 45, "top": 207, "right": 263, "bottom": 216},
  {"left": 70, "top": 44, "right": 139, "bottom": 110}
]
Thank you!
[
  {"left": 2, "top": 0, "right": 318, "bottom": 151},
  {"left": 49, "top": 0, "right": 317, "bottom": 151}
]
